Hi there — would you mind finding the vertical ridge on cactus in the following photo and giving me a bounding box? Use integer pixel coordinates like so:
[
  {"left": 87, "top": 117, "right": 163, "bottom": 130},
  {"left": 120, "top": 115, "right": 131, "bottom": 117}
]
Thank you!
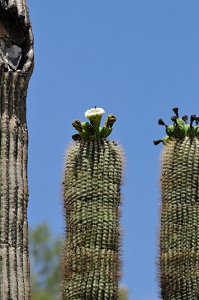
[
  {"left": 154, "top": 108, "right": 199, "bottom": 299},
  {"left": 61, "top": 107, "right": 124, "bottom": 300},
  {"left": 0, "top": 1, "right": 34, "bottom": 298}
]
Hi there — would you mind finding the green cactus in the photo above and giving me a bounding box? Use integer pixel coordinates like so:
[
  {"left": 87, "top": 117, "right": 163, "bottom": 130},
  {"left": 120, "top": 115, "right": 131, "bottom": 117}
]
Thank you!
[
  {"left": 154, "top": 107, "right": 199, "bottom": 299},
  {"left": 61, "top": 107, "right": 123, "bottom": 300}
]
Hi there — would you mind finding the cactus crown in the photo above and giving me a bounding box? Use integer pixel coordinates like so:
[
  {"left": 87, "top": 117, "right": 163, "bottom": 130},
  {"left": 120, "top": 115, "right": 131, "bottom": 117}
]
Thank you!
[
  {"left": 72, "top": 106, "right": 116, "bottom": 141},
  {"left": 153, "top": 107, "right": 199, "bottom": 146}
]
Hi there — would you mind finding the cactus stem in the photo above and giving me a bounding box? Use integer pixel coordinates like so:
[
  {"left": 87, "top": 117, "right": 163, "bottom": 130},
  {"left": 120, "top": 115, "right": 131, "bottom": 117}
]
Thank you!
[
  {"left": 158, "top": 119, "right": 168, "bottom": 128},
  {"left": 172, "top": 107, "right": 179, "bottom": 118},
  {"left": 153, "top": 140, "right": 163, "bottom": 146},
  {"left": 190, "top": 114, "right": 196, "bottom": 128},
  {"left": 171, "top": 115, "right": 178, "bottom": 126},
  {"left": 62, "top": 109, "right": 124, "bottom": 300},
  {"left": 155, "top": 108, "right": 199, "bottom": 299},
  {"left": 195, "top": 117, "right": 199, "bottom": 125},
  {"left": 182, "top": 115, "right": 188, "bottom": 123}
]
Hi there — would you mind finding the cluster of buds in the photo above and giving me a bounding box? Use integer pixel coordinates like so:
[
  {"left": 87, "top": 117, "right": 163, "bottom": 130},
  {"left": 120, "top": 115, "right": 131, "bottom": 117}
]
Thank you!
[
  {"left": 154, "top": 107, "right": 199, "bottom": 145},
  {"left": 72, "top": 107, "right": 116, "bottom": 141}
]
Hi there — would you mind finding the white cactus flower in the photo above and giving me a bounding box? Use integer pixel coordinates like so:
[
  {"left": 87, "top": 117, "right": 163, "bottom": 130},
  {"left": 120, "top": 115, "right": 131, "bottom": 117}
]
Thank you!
[{"left": 85, "top": 107, "right": 105, "bottom": 119}]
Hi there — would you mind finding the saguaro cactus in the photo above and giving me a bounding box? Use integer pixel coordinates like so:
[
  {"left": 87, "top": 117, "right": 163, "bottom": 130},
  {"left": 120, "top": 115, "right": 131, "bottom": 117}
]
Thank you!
[
  {"left": 61, "top": 107, "right": 124, "bottom": 300},
  {"left": 154, "top": 108, "right": 199, "bottom": 299},
  {"left": 0, "top": 1, "right": 34, "bottom": 299}
]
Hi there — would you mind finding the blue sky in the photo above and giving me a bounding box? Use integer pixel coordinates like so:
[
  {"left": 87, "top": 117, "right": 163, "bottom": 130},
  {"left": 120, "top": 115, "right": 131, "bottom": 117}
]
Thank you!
[{"left": 26, "top": 1, "right": 199, "bottom": 299}]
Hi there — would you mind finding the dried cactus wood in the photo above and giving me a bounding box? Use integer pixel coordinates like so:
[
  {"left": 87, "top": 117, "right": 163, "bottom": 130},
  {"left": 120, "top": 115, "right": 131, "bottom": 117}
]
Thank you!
[
  {"left": 154, "top": 108, "right": 199, "bottom": 299},
  {"left": 62, "top": 107, "right": 124, "bottom": 300},
  {"left": 0, "top": 1, "right": 34, "bottom": 299}
]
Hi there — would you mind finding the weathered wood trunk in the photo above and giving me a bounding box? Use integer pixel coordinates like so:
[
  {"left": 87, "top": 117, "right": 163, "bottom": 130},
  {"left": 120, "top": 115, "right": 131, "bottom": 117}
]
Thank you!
[{"left": 0, "top": 1, "right": 34, "bottom": 299}]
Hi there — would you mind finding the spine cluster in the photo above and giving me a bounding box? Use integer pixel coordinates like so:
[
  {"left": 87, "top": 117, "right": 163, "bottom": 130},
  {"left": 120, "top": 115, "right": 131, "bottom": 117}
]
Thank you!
[
  {"left": 154, "top": 108, "right": 199, "bottom": 299},
  {"left": 61, "top": 108, "right": 123, "bottom": 300}
]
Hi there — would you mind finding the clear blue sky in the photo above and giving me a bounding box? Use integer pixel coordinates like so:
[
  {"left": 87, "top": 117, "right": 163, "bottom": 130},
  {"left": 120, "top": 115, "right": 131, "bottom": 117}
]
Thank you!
[{"left": 26, "top": 1, "right": 199, "bottom": 299}]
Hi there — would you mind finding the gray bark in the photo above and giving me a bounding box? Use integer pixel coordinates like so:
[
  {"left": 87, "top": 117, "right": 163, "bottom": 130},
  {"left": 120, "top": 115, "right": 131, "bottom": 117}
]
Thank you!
[{"left": 0, "top": 0, "right": 34, "bottom": 299}]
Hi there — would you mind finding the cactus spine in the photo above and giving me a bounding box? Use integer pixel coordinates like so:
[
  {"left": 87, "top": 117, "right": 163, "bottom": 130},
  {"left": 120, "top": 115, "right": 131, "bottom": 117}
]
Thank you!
[
  {"left": 61, "top": 108, "right": 123, "bottom": 300},
  {"left": 154, "top": 108, "right": 199, "bottom": 299}
]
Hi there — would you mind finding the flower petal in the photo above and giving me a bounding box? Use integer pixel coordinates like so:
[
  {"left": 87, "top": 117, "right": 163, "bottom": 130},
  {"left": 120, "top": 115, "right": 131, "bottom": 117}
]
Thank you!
[{"left": 85, "top": 107, "right": 105, "bottom": 118}]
